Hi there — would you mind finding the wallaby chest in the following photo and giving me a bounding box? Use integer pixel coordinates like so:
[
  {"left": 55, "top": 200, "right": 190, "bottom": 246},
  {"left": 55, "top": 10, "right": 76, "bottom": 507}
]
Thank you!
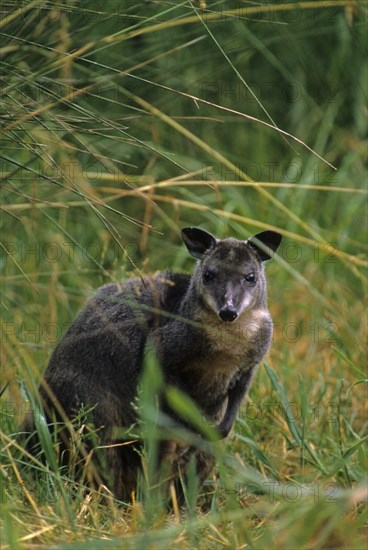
[
  {"left": 191, "top": 307, "right": 272, "bottom": 375},
  {"left": 153, "top": 306, "right": 272, "bottom": 423}
]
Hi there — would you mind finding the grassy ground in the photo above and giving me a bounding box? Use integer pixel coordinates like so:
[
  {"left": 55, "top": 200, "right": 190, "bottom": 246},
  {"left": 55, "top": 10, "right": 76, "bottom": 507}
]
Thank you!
[{"left": 1, "top": 1, "right": 367, "bottom": 548}]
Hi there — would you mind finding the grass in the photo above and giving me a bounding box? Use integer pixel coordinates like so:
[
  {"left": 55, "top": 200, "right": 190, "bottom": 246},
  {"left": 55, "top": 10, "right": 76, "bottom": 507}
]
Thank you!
[{"left": 0, "top": 0, "right": 367, "bottom": 548}]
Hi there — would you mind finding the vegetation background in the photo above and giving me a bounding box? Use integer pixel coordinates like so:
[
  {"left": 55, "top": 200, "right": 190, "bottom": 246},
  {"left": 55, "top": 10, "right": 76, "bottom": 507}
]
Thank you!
[{"left": 0, "top": 1, "right": 367, "bottom": 548}]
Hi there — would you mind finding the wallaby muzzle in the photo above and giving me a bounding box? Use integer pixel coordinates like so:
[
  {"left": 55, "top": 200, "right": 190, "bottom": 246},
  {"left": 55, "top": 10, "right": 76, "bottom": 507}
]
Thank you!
[{"left": 219, "top": 307, "right": 238, "bottom": 322}]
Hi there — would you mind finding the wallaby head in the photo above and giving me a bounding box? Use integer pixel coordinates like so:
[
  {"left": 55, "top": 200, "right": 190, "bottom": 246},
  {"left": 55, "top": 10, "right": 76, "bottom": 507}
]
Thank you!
[{"left": 182, "top": 227, "right": 282, "bottom": 322}]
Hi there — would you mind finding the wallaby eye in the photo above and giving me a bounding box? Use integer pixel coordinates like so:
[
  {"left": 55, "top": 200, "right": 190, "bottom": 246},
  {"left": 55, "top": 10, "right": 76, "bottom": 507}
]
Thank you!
[
  {"left": 244, "top": 273, "right": 256, "bottom": 284},
  {"left": 203, "top": 270, "right": 215, "bottom": 283}
]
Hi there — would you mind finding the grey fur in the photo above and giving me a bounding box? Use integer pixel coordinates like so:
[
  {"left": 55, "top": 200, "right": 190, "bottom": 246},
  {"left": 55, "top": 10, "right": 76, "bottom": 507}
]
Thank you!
[{"left": 24, "top": 228, "right": 282, "bottom": 501}]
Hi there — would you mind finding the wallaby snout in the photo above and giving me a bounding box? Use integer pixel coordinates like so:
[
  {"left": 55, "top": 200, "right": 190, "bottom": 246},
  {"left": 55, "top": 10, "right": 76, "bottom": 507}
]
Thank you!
[{"left": 219, "top": 307, "right": 238, "bottom": 322}]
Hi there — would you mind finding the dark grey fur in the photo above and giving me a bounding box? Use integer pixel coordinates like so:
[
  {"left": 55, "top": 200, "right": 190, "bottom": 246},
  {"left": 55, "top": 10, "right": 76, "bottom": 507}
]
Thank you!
[{"left": 24, "top": 228, "right": 282, "bottom": 501}]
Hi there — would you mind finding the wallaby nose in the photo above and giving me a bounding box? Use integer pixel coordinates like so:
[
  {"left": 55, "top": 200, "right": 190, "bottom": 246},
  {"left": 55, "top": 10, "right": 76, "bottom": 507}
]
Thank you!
[{"left": 219, "top": 308, "right": 238, "bottom": 322}]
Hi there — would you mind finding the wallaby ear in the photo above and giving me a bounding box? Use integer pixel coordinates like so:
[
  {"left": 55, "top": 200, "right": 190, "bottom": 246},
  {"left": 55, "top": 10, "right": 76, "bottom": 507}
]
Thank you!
[
  {"left": 248, "top": 231, "right": 282, "bottom": 261},
  {"left": 181, "top": 227, "right": 216, "bottom": 259}
]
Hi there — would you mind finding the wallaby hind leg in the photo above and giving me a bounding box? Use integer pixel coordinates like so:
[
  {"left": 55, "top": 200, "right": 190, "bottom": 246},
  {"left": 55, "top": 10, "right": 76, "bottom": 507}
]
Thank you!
[
  {"left": 104, "top": 443, "right": 142, "bottom": 502},
  {"left": 163, "top": 443, "right": 215, "bottom": 506}
]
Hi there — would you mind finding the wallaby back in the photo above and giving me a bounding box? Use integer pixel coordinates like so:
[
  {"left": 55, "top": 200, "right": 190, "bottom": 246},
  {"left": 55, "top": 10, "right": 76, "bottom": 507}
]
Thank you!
[{"left": 25, "top": 227, "right": 282, "bottom": 501}]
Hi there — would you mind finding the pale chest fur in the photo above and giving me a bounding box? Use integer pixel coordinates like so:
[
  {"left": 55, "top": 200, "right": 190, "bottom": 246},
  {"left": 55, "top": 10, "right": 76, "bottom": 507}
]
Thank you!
[{"left": 189, "top": 308, "right": 272, "bottom": 384}]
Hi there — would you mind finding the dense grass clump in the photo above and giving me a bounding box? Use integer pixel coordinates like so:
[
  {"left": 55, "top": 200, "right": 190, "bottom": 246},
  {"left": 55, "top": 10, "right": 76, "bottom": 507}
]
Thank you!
[{"left": 1, "top": 1, "right": 367, "bottom": 548}]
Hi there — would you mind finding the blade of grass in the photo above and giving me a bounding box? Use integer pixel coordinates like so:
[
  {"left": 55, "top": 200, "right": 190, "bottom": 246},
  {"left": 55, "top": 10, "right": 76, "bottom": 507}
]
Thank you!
[{"left": 264, "top": 363, "right": 327, "bottom": 474}]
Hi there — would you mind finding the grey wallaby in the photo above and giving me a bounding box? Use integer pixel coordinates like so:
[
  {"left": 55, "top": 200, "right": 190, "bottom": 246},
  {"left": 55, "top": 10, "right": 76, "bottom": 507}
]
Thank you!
[{"left": 23, "top": 227, "right": 282, "bottom": 501}]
